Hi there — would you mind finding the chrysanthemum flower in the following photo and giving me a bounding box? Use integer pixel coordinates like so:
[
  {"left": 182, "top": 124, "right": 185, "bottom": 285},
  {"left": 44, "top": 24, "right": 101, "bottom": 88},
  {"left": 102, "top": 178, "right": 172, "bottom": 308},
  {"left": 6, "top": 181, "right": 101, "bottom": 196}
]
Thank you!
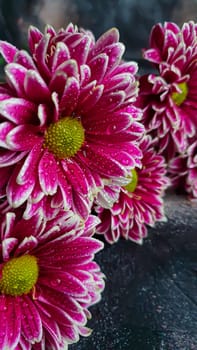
[
  {"left": 0, "top": 23, "right": 144, "bottom": 219},
  {"left": 136, "top": 21, "right": 197, "bottom": 160},
  {"left": 95, "top": 136, "right": 169, "bottom": 244},
  {"left": 168, "top": 138, "right": 197, "bottom": 200},
  {"left": 0, "top": 209, "right": 104, "bottom": 349}
]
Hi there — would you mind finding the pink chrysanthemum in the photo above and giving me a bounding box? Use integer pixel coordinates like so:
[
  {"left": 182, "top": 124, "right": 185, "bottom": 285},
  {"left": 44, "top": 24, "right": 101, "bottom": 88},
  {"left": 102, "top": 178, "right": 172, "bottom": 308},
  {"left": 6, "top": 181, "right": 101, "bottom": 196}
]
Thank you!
[
  {"left": 168, "top": 138, "right": 197, "bottom": 200},
  {"left": 0, "top": 209, "right": 104, "bottom": 349},
  {"left": 0, "top": 24, "right": 144, "bottom": 219},
  {"left": 95, "top": 136, "right": 169, "bottom": 244},
  {"left": 136, "top": 21, "right": 197, "bottom": 160}
]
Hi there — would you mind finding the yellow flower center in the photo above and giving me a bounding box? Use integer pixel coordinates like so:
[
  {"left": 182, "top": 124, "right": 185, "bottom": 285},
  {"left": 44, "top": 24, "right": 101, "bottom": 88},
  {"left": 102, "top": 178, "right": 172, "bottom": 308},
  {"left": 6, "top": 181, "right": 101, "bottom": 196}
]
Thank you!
[
  {"left": 43, "top": 117, "right": 85, "bottom": 159},
  {"left": 124, "top": 168, "right": 138, "bottom": 192},
  {"left": 171, "top": 82, "right": 188, "bottom": 106},
  {"left": 0, "top": 255, "right": 39, "bottom": 296}
]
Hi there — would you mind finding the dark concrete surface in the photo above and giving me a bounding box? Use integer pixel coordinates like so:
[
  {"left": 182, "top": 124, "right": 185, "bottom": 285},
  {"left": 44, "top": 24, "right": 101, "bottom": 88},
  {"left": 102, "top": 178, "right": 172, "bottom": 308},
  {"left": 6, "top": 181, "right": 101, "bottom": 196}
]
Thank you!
[{"left": 70, "top": 194, "right": 197, "bottom": 350}]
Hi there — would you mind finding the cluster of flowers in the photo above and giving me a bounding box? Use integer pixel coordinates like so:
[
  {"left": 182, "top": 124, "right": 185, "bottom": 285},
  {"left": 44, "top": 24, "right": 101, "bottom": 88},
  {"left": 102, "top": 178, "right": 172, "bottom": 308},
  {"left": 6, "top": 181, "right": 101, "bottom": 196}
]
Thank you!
[{"left": 0, "top": 20, "right": 194, "bottom": 349}]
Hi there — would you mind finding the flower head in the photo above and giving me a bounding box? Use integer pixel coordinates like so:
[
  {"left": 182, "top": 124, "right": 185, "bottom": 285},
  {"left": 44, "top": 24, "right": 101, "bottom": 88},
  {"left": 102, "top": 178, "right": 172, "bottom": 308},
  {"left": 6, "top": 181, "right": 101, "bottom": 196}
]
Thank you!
[
  {"left": 136, "top": 21, "right": 197, "bottom": 160},
  {"left": 0, "top": 24, "right": 144, "bottom": 219},
  {"left": 168, "top": 138, "right": 197, "bottom": 200},
  {"left": 95, "top": 136, "right": 169, "bottom": 244},
  {"left": 0, "top": 209, "right": 104, "bottom": 349}
]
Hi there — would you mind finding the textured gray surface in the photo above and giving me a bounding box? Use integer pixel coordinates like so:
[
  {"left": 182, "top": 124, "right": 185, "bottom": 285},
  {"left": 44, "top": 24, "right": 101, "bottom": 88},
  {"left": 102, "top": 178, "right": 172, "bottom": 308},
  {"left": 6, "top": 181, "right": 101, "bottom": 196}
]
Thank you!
[{"left": 70, "top": 194, "right": 197, "bottom": 350}]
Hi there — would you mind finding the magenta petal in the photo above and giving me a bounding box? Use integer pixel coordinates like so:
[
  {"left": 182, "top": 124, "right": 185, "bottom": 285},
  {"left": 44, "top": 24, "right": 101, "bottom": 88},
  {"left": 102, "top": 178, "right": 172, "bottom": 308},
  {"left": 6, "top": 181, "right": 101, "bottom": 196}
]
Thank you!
[
  {"left": 32, "top": 34, "right": 51, "bottom": 79},
  {"left": 6, "top": 125, "right": 41, "bottom": 151},
  {"left": 88, "top": 54, "right": 108, "bottom": 82},
  {"left": 14, "top": 236, "right": 38, "bottom": 256},
  {"left": 28, "top": 25, "right": 43, "bottom": 53},
  {"left": 39, "top": 270, "right": 87, "bottom": 297},
  {"left": 72, "top": 191, "right": 90, "bottom": 219},
  {"left": 57, "top": 168, "right": 72, "bottom": 209},
  {"left": 21, "top": 295, "right": 43, "bottom": 343},
  {"left": 0, "top": 97, "right": 36, "bottom": 124},
  {"left": 69, "top": 35, "right": 91, "bottom": 65},
  {"left": 59, "top": 77, "right": 80, "bottom": 114},
  {"left": 81, "top": 145, "right": 125, "bottom": 177},
  {"left": 14, "top": 50, "right": 36, "bottom": 70},
  {"left": 49, "top": 71, "right": 68, "bottom": 96},
  {"left": 0, "top": 296, "right": 9, "bottom": 349},
  {"left": 62, "top": 160, "right": 88, "bottom": 195},
  {"left": 38, "top": 151, "right": 58, "bottom": 195},
  {"left": 17, "top": 143, "right": 41, "bottom": 185},
  {"left": 24, "top": 70, "right": 51, "bottom": 103},
  {"left": 7, "top": 164, "right": 35, "bottom": 207},
  {"left": 0, "top": 296, "right": 21, "bottom": 349},
  {"left": 0, "top": 121, "right": 13, "bottom": 148},
  {"left": 5, "top": 63, "right": 27, "bottom": 97},
  {"left": 58, "top": 59, "right": 79, "bottom": 79},
  {"left": 93, "top": 90, "right": 125, "bottom": 111},
  {"left": 0, "top": 149, "right": 27, "bottom": 167},
  {"left": 0, "top": 41, "right": 18, "bottom": 63},
  {"left": 2, "top": 237, "right": 18, "bottom": 260},
  {"left": 78, "top": 84, "right": 104, "bottom": 113},
  {"left": 88, "top": 27, "right": 119, "bottom": 59},
  {"left": 52, "top": 42, "right": 70, "bottom": 72}
]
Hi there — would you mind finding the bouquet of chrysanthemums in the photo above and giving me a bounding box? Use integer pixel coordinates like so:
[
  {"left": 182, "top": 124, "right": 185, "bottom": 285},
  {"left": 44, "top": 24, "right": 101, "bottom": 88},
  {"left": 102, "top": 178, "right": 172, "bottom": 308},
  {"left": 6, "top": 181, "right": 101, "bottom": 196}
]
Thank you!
[{"left": 0, "top": 20, "right": 196, "bottom": 349}]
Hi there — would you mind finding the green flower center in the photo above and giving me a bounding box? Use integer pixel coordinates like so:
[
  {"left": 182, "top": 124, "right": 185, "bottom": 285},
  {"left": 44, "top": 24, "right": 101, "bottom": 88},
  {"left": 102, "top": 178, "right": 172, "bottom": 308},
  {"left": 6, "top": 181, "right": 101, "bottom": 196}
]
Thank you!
[
  {"left": 43, "top": 117, "right": 85, "bottom": 159},
  {"left": 0, "top": 255, "right": 39, "bottom": 296},
  {"left": 124, "top": 169, "right": 138, "bottom": 192},
  {"left": 171, "top": 82, "right": 188, "bottom": 106}
]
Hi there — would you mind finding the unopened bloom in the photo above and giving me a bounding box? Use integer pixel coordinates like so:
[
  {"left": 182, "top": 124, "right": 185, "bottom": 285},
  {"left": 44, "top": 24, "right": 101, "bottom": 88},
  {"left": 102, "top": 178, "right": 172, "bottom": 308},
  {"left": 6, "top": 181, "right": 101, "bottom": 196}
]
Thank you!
[
  {"left": 0, "top": 23, "right": 144, "bottom": 219},
  {"left": 137, "top": 21, "right": 197, "bottom": 160},
  {"left": 0, "top": 209, "right": 104, "bottom": 349},
  {"left": 95, "top": 136, "right": 169, "bottom": 244},
  {"left": 168, "top": 138, "right": 197, "bottom": 200}
]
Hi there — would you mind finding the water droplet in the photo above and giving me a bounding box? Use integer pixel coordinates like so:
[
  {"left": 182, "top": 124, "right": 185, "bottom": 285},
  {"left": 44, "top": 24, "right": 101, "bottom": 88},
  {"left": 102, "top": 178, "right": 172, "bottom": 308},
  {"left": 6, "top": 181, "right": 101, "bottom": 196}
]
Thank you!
[{"left": 50, "top": 279, "right": 61, "bottom": 287}]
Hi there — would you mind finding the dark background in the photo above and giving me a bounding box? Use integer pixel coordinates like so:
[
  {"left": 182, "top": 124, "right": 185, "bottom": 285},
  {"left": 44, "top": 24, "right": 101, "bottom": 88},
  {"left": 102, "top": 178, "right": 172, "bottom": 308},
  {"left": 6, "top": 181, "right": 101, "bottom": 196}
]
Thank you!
[
  {"left": 0, "top": 1, "right": 197, "bottom": 349},
  {"left": 1, "top": 0, "right": 197, "bottom": 61}
]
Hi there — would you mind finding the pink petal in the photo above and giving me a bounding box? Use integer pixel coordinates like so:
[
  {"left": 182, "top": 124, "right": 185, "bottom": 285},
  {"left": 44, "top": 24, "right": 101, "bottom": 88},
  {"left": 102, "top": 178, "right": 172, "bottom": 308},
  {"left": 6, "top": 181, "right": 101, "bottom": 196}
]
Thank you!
[
  {"left": 0, "top": 98, "right": 36, "bottom": 124},
  {"left": 16, "top": 143, "right": 41, "bottom": 185},
  {"left": 39, "top": 270, "right": 87, "bottom": 297},
  {"left": 20, "top": 296, "right": 42, "bottom": 343},
  {"left": 38, "top": 151, "right": 58, "bottom": 195},
  {"left": 5, "top": 63, "right": 27, "bottom": 97},
  {"left": 92, "top": 90, "right": 125, "bottom": 112},
  {"left": 88, "top": 54, "right": 109, "bottom": 82},
  {"left": 57, "top": 168, "right": 72, "bottom": 210},
  {"left": 51, "top": 42, "right": 70, "bottom": 72},
  {"left": 0, "top": 149, "right": 27, "bottom": 167},
  {"left": 14, "top": 50, "right": 36, "bottom": 70},
  {"left": 69, "top": 35, "right": 91, "bottom": 65},
  {"left": 28, "top": 25, "right": 43, "bottom": 54},
  {"left": 7, "top": 164, "right": 35, "bottom": 207},
  {"left": 24, "top": 70, "right": 51, "bottom": 103},
  {"left": 62, "top": 160, "right": 88, "bottom": 195},
  {"left": 6, "top": 125, "right": 41, "bottom": 151},
  {"left": 32, "top": 34, "right": 51, "bottom": 79},
  {"left": 77, "top": 84, "right": 104, "bottom": 113},
  {"left": 0, "top": 121, "right": 14, "bottom": 148},
  {"left": 59, "top": 77, "right": 80, "bottom": 114},
  {"left": 49, "top": 71, "right": 68, "bottom": 96},
  {"left": 0, "top": 41, "right": 18, "bottom": 63},
  {"left": 14, "top": 236, "right": 38, "bottom": 256},
  {"left": 2, "top": 237, "right": 18, "bottom": 260},
  {"left": 57, "top": 59, "right": 79, "bottom": 79},
  {"left": 72, "top": 191, "right": 90, "bottom": 219},
  {"left": 0, "top": 295, "right": 21, "bottom": 349},
  {"left": 88, "top": 27, "right": 119, "bottom": 59},
  {"left": 79, "top": 64, "right": 91, "bottom": 86},
  {"left": 80, "top": 145, "right": 125, "bottom": 177}
]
